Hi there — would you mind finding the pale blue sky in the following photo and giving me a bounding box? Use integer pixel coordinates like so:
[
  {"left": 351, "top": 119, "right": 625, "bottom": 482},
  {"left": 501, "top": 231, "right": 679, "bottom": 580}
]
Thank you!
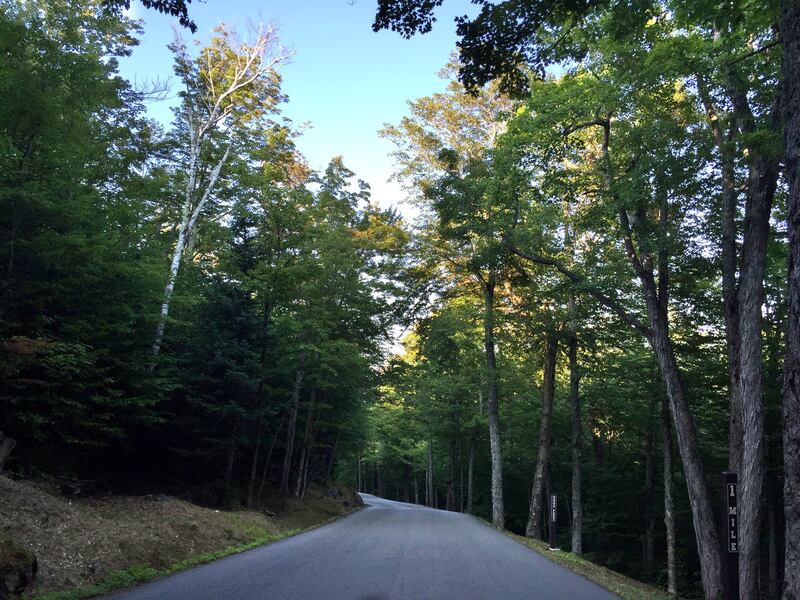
[{"left": 119, "top": 0, "right": 478, "bottom": 212}]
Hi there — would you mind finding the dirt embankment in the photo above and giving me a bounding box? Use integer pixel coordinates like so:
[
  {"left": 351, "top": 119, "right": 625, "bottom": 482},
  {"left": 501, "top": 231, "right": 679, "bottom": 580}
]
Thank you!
[{"left": 0, "top": 475, "right": 360, "bottom": 598}]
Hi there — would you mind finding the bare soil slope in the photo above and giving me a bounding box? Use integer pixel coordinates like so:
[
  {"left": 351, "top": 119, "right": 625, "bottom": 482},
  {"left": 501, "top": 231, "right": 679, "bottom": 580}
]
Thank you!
[{"left": 0, "top": 475, "right": 359, "bottom": 596}]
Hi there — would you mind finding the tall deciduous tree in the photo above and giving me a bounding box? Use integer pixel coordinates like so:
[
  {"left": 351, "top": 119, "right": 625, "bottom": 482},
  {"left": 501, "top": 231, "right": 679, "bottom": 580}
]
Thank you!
[
  {"left": 781, "top": 2, "right": 800, "bottom": 597},
  {"left": 152, "top": 25, "right": 288, "bottom": 356}
]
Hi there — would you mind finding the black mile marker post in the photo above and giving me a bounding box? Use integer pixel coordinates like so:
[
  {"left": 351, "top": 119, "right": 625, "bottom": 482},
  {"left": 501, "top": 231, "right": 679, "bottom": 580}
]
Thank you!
[
  {"left": 722, "top": 471, "right": 739, "bottom": 600},
  {"left": 549, "top": 493, "right": 558, "bottom": 550}
]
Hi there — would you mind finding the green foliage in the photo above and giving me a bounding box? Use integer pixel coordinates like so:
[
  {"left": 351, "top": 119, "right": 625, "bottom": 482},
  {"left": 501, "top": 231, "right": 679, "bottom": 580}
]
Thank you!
[
  {"left": 3, "top": 1, "right": 792, "bottom": 598},
  {"left": 0, "top": 1, "right": 408, "bottom": 510},
  {"left": 368, "top": 4, "right": 787, "bottom": 595}
]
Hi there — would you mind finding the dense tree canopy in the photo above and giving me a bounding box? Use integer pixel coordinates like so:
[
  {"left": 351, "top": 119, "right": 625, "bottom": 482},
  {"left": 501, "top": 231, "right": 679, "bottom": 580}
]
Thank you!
[
  {"left": 2, "top": 1, "right": 799, "bottom": 599},
  {"left": 370, "top": 2, "right": 798, "bottom": 599},
  {"left": 0, "top": 0, "right": 407, "bottom": 512}
]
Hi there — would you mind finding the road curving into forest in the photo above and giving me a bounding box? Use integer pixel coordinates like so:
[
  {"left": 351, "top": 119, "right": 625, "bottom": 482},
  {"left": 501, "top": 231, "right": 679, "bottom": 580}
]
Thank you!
[{"left": 106, "top": 493, "right": 620, "bottom": 600}]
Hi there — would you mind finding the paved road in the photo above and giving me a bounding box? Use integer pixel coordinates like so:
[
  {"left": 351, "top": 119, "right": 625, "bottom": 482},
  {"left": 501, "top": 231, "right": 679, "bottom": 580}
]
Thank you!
[{"left": 106, "top": 494, "right": 620, "bottom": 600}]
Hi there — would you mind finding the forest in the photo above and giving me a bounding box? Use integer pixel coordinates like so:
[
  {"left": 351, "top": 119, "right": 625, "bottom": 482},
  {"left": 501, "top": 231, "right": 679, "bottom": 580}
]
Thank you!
[{"left": 2, "top": 1, "right": 799, "bottom": 600}]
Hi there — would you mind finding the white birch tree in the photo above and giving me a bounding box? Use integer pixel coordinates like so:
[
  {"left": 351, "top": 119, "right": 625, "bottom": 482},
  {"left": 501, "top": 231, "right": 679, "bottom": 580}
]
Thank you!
[{"left": 152, "top": 24, "right": 289, "bottom": 356}]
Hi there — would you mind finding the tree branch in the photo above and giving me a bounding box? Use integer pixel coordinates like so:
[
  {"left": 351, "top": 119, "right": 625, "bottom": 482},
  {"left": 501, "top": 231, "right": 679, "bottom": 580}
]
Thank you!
[
  {"left": 503, "top": 237, "right": 652, "bottom": 338},
  {"left": 726, "top": 38, "right": 781, "bottom": 67}
]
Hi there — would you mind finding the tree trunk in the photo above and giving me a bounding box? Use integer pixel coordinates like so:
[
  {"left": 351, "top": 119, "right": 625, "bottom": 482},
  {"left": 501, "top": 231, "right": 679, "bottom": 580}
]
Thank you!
[
  {"left": 467, "top": 434, "right": 475, "bottom": 514},
  {"left": 643, "top": 395, "right": 657, "bottom": 578},
  {"left": 598, "top": 111, "right": 723, "bottom": 596},
  {"left": 299, "top": 431, "right": 313, "bottom": 499},
  {"left": 280, "top": 357, "right": 305, "bottom": 499},
  {"left": 526, "top": 336, "right": 557, "bottom": 538},
  {"left": 697, "top": 75, "right": 744, "bottom": 474},
  {"left": 617, "top": 200, "right": 722, "bottom": 597},
  {"left": 302, "top": 419, "right": 315, "bottom": 498},
  {"left": 426, "top": 438, "right": 435, "bottom": 508},
  {"left": 447, "top": 439, "right": 456, "bottom": 511},
  {"left": 295, "top": 392, "right": 314, "bottom": 497},
  {"left": 662, "top": 397, "right": 678, "bottom": 598},
  {"left": 150, "top": 32, "right": 286, "bottom": 357},
  {"left": 769, "top": 502, "right": 779, "bottom": 600},
  {"left": 247, "top": 418, "right": 263, "bottom": 508},
  {"left": 467, "top": 390, "right": 482, "bottom": 515},
  {"left": 782, "top": 4, "right": 800, "bottom": 599},
  {"left": 481, "top": 270, "right": 505, "bottom": 528},
  {"left": 0, "top": 432, "right": 16, "bottom": 472},
  {"left": 736, "top": 154, "right": 777, "bottom": 600},
  {"left": 459, "top": 440, "right": 464, "bottom": 512},
  {"left": 152, "top": 144, "right": 231, "bottom": 357},
  {"left": 327, "top": 428, "right": 340, "bottom": 480},
  {"left": 414, "top": 473, "right": 419, "bottom": 505},
  {"left": 222, "top": 425, "right": 238, "bottom": 507},
  {"left": 568, "top": 324, "right": 583, "bottom": 555},
  {"left": 724, "top": 64, "right": 782, "bottom": 598},
  {"left": 647, "top": 299, "right": 722, "bottom": 598},
  {"left": 256, "top": 417, "right": 284, "bottom": 510}
]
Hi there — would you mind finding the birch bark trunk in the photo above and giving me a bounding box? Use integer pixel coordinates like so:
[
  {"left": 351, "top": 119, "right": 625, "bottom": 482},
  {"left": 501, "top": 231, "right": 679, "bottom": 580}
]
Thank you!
[
  {"left": 152, "top": 144, "right": 231, "bottom": 356},
  {"left": 152, "top": 29, "right": 286, "bottom": 357}
]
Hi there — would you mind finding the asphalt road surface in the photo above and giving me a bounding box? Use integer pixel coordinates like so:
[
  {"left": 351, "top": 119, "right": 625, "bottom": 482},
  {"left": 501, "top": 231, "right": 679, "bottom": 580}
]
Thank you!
[{"left": 106, "top": 494, "right": 620, "bottom": 600}]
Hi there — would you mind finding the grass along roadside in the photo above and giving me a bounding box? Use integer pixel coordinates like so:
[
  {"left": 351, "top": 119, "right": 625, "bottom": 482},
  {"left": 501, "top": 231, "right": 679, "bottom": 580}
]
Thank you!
[
  {"left": 30, "top": 506, "right": 364, "bottom": 600},
  {"left": 503, "top": 531, "right": 674, "bottom": 600}
]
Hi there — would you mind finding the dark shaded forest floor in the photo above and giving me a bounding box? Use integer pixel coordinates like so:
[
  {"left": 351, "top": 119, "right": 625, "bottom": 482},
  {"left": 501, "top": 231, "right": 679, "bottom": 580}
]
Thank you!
[{"left": 0, "top": 475, "right": 359, "bottom": 598}]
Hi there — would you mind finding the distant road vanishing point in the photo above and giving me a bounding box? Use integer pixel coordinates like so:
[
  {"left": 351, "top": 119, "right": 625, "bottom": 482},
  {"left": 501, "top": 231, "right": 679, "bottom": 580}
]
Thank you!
[{"left": 106, "top": 493, "right": 620, "bottom": 600}]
